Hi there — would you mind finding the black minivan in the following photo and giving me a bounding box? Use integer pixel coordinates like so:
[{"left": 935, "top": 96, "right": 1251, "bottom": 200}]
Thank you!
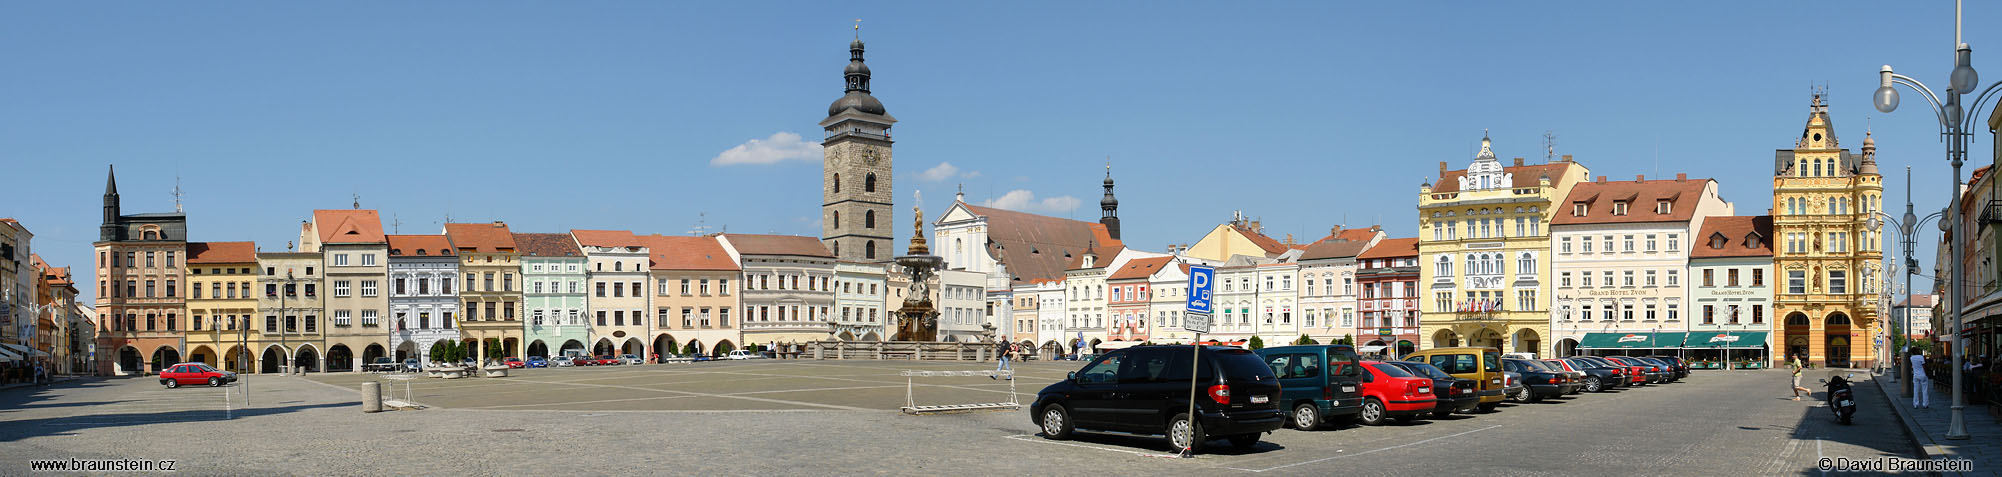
[{"left": 1032, "top": 345, "right": 1284, "bottom": 452}]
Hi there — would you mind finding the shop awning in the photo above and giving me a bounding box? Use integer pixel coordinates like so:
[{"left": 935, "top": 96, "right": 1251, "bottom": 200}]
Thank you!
[
  {"left": 1576, "top": 332, "right": 1687, "bottom": 349},
  {"left": 1682, "top": 331, "right": 1770, "bottom": 349},
  {"left": 0, "top": 347, "right": 19, "bottom": 362}
]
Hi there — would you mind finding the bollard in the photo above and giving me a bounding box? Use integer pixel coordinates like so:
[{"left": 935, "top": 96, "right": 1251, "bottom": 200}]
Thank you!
[{"left": 362, "top": 382, "right": 383, "bottom": 413}]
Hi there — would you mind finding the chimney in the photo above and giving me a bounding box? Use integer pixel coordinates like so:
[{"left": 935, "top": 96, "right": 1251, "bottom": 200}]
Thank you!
[
  {"left": 1331, "top": 226, "right": 1341, "bottom": 238},
  {"left": 1676, "top": 173, "right": 1687, "bottom": 182},
  {"left": 1249, "top": 220, "right": 1262, "bottom": 233},
  {"left": 1513, "top": 157, "right": 1525, "bottom": 167},
  {"left": 1561, "top": 154, "right": 1573, "bottom": 162},
  {"left": 1636, "top": 174, "right": 1645, "bottom": 181},
  {"left": 1596, "top": 175, "right": 1607, "bottom": 183},
  {"left": 1439, "top": 161, "right": 1449, "bottom": 177}
]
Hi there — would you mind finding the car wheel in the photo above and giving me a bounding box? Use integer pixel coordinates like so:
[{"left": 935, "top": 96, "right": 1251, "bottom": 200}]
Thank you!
[
  {"left": 164, "top": 379, "right": 179, "bottom": 389},
  {"left": 1526, "top": 391, "right": 1543, "bottom": 403},
  {"left": 208, "top": 377, "right": 221, "bottom": 387},
  {"left": 1432, "top": 408, "right": 1455, "bottom": 419},
  {"left": 1292, "top": 403, "right": 1320, "bottom": 430},
  {"left": 1227, "top": 433, "right": 1260, "bottom": 449},
  {"left": 1039, "top": 404, "right": 1074, "bottom": 440},
  {"left": 1585, "top": 377, "right": 1603, "bottom": 392},
  {"left": 1477, "top": 402, "right": 1500, "bottom": 412},
  {"left": 1358, "top": 398, "right": 1386, "bottom": 426},
  {"left": 1168, "top": 413, "right": 1206, "bottom": 453}
]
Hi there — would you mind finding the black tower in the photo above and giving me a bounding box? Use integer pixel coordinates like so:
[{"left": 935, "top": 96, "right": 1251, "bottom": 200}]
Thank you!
[
  {"left": 1100, "top": 164, "right": 1120, "bottom": 241},
  {"left": 100, "top": 165, "right": 120, "bottom": 241}
]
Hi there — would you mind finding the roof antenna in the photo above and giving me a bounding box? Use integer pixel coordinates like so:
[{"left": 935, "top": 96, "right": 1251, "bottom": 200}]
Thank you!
[
  {"left": 172, "top": 176, "right": 184, "bottom": 213},
  {"left": 352, "top": 192, "right": 361, "bottom": 210},
  {"left": 1542, "top": 130, "right": 1557, "bottom": 162},
  {"left": 688, "top": 212, "right": 713, "bottom": 236},
  {"left": 391, "top": 213, "right": 403, "bottom": 234}
]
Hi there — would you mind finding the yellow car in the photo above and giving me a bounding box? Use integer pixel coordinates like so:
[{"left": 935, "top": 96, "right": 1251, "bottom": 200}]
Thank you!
[{"left": 1401, "top": 347, "right": 1505, "bottom": 412}]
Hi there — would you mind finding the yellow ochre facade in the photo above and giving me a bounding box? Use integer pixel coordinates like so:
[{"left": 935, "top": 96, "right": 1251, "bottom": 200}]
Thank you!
[{"left": 1770, "top": 93, "right": 1884, "bottom": 369}]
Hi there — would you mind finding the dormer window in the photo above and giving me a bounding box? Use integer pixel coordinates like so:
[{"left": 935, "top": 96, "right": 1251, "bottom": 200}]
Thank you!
[
  {"left": 1573, "top": 204, "right": 1587, "bottom": 217},
  {"left": 1612, "top": 201, "right": 1629, "bottom": 216},
  {"left": 1709, "top": 233, "right": 1728, "bottom": 249},
  {"left": 1745, "top": 234, "right": 1762, "bottom": 249},
  {"left": 1656, "top": 200, "right": 1672, "bottom": 215}
]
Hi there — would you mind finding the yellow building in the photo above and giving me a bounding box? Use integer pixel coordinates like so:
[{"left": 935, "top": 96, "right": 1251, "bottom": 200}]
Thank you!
[
  {"left": 1182, "top": 215, "right": 1293, "bottom": 263},
  {"left": 1418, "top": 134, "right": 1589, "bottom": 356},
  {"left": 183, "top": 242, "right": 260, "bottom": 371},
  {"left": 445, "top": 222, "right": 524, "bottom": 359},
  {"left": 1771, "top": 94, "right": 1883, "bottom": 368}
]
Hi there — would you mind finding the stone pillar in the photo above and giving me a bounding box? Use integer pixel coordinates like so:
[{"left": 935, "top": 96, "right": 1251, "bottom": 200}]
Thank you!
[{"left": 361, "top": 382, "right": 382, "bottom": 413}]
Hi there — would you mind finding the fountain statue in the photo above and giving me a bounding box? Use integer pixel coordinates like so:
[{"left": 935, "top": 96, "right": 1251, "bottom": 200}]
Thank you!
[{"left": 892, "top": 196, "right": 944, "bottom": 341}]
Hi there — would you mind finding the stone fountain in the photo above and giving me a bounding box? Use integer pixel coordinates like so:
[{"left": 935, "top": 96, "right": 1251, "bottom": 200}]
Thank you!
[{"left": 891, "top": 202, "right": 943, "bottom": 342}]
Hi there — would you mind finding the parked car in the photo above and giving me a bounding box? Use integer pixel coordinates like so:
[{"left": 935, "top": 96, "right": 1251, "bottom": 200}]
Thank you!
[
  {"left": 503, "top": 357, "right": 527, "bottom": 369},
  {"left": 620, "top": 354, "right": 644, "bottom": 365},
  {"left": 1353, "top": 361, "right": 1438, "bottom": 425},
  {"left": 159, "top": 362, "right": 236, "bottom": 388},
  {"left": 1582, "top": 356, "right": 1647, "bottom": 386},
  {"left": 401, "top": 358, "right": 423, "bottom": 373},
  {"left": 1602, "top": 357, "right": 1662, "bottom": 384},
  {"left": 1384, "top": 360, "right": 1479, "bottom": 418},
  {"left": 1536, "top": 359, "right": 1588, "bottom": 395},
  {"left": 1634, "top": 357, "right": 1680, "bottom": 382},
  {"left": 526, "top": 356, "right": 549, "bottom": 368},
  {"left": 1402, "top": 347, "right": 1506, "bottom": 412},
  {"left": 1031, "top": 345, "right": 1283, "bottom": 453},
  {"left": 726, "top": 350, "right": 760, "bottom": 360},
  {"left": 1502, "top": 358, "right": 1570, "bottom": 402},
  {"left": 360, "top": 357, "right": 398, "bottom": 373},
  {"left": 1255, "top": 345, "right": 1365, "bottom": 430},
  {"left": 1647, "top": 355, "right": 1691, "bottom": 379},
  {"left": 1501, "top": 371, "right": 1525, "bottom": 402},
  {"left": 1552, "top": 358, "right": 1623, "bottom": 392},
  {"left": 551, "top": 356, "right": 575, "bottom": 367}
]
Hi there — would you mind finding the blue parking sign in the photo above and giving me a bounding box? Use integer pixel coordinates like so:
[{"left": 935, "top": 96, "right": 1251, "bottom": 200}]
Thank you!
[{"left": 1185, "top": 265, "right": 1214, "bottom": 314}]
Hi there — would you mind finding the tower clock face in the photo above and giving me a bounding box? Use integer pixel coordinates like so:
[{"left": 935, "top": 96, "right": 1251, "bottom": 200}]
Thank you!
[{"left": 863, "top": 147, "right": 880, "bottom": 165}]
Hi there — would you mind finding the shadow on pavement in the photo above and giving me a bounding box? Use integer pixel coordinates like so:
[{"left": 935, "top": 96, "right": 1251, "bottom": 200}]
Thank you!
[
  {"left": 0, "top": 402, "right": 348, "bottom": 443},
  {"left": 1035, "top": 431, "right": 1287, "bottom": 456},
  {"left": 1784, "top": 371, "right": 1918, "bottom": 476}
]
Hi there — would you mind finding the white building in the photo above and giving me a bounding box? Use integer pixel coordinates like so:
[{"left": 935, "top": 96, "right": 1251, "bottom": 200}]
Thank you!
[
  {"left": 1296, "top": 227, "right": 1383, "bottom": 343},
  {"left": 834, "top": 261, "right": 888, "bottom": 341},
  {"left": 722, "top": 234, "right": 837, "bottom": 346},
  {"left": 386, "top": 235, "right": 461, "bottom": 363},
  {"left": 1018, "top": 279, "right": 1065, "bottom": 358},
  {"left": 937, "top": 269, "right": 987, "bottom": 342},
  {"left": 1685, "top": 215, "right": 1776, "bottom": 360},
  {"left": 1549, "top": 175, "right": 1732, "bottom": 356},
  {"left": 571, "top": 230, "right": 652, "bottom": 356}
]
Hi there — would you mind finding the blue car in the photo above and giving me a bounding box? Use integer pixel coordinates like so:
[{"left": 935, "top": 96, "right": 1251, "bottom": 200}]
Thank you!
[{"left": 526, "top": 356, "right": 549, "bottom": 368}]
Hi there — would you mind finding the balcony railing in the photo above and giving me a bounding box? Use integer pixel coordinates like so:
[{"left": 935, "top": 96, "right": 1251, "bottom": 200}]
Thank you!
[{"left": 1980, "top": 200, "right": 2002, "bottom": 228}]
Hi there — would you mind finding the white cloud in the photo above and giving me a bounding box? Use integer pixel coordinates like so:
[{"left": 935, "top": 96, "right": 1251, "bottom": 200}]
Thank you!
[
  {"left": 960, "top": 170, "right": 983, "bottom": 179},
  {"left": 980, "top": 189, "right": 1083, "bottom": 214},
  {"left": 917, "top": 162, "right": 960, "bottom": 182},
  {"left": 709, "top": 132, "right": 823, "bottom": 166}
]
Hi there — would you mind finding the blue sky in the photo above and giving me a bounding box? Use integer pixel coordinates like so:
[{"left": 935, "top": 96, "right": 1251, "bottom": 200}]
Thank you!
[{"left": 2, "top": 2, "right": 1991, "bottom": 303}]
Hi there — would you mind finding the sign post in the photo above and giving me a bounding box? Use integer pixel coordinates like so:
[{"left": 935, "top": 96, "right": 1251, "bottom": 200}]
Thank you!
[{"left": 1180, "top": 265, "right": 1215, "bottom": 455}]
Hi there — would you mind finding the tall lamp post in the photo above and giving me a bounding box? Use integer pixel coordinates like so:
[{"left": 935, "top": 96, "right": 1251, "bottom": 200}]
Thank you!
[
  {"left": 1868, "top": 168, "right": 1944, "bottom": 398},
  {"left": 1871, "top": 1, "right": 2002, "bottom": 439}
]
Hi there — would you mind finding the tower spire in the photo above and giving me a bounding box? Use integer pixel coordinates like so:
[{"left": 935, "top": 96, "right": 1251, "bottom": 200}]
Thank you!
[
  {"left": 1100, "top": 158, "right": 1121, "bottom": 241},
  {"left": 101, "top": 164, "right": 122, "bottom": 241}
]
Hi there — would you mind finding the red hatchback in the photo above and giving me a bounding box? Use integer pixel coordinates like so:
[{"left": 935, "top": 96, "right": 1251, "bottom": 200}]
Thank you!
[
  {"left": 159, "top": 362, "right": 236, "bottom": 388},
  {"left": 1354, "top": 361, "right": 1437, "bottom": 426},
  {"left": 503, "top": 358, "right": 527, "bottom": 369},
  {"left": 1599, "top": 357, "right": 1649, "bottom": 385},
  {"left": 594, "top": 356, "right": 620, "bottom": 366}
]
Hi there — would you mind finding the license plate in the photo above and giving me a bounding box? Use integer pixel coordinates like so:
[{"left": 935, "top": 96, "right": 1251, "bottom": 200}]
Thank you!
[
  {"left": 1839, "top": 400, "right": 1853, "bottom": 407},
  {"left": 1250, "top": 395, "right": 1269, "bottom": 404},
  {"left": 1342, "top": 386, "right": 1356, "bottom": 393},
  {"left": 1418, "top": 387, "right": 1431, "bottom": 394}
]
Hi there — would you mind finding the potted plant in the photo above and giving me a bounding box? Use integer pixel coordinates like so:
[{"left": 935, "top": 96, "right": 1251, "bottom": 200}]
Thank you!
[{"left": 481, "top": 338, "right": 509, "bottom": 377}]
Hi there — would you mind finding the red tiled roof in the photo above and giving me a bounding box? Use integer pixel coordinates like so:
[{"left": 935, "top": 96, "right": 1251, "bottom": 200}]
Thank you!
[
  {"left": 187, "top": 241, "right": 258, "bottom": 263},
  {"left": 570, "top": 229, "right": 646, "bottom": 248},
  {"left": 444, "top": 222, "right": 518, "bottom": 253},
  {"left": 513, "top": 233, "right": 583, "bottom": 257},
  {"left": 1300, "top": 238, "right": 1370, "bottom": 260},
  {"left": 1690, "top": 216, "right": 1773, "bottom": 258},
  {"left": 1357, "top": 237, "right": 1420, "bottom": 260},
  {"left": 961, "top": 203, "right": 1123, "bottom": 281},
  {"left": 1431, "top": 162, "right": 1580, "bottom": 194},
  {"left": 644, "top": 235, "right": 740, "bottom": 271},
  {"left": 386, "top": 235, "right": 456, "bottom": 257},
  {"left": 313, "top": 210, "right": 385, "bottom": 243},
  {"left": 1065, "top": 245, "right": 1125, "bottom": 271},
  {"left": 1228, "top": 223, "right": 1289, "bottom": 255},
  {"left": 1109, "top": 256, "right": 1174, "bottom": 281},
  {"left": 721, "top": 234, "right": 832, "bottom": 258},
  {"left": 1551, "top": 178, "right": 1715, "bottom": 225}
]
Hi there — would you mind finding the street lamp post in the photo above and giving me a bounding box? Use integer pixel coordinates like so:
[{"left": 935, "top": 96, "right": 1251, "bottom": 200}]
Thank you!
[
  {"left": 1868, "top": 168, "right": 1944, "bottom": 398},
  {"left": 1871, "top": 2, "right": 2002, "bottom": 439}
]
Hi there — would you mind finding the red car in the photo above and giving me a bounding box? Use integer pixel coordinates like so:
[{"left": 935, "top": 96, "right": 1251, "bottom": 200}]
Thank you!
[
  {"left": 159, "top": 362, "right": 237, "bottom": 388},
  {"left": 1355, "top": 360, "right": 1437, "bottom": 425},
  {"left": 503, "top": 357, "right": 526, "bottom": 369},
  {"left": 593, "top": 355, "right": 620, "bottom": 366},
  {"left": 1600, "top": 357, "right": 1649, "bottom": 385}
]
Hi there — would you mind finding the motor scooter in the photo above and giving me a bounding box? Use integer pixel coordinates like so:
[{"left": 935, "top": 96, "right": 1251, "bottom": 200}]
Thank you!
[{"left": 1819, "top": 373, "right": 1857, "bottom": 425}]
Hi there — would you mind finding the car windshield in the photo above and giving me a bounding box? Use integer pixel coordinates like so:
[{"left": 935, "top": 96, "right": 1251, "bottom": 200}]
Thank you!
[
  {"left": 1483, "top": 352, "right": 1501, "bottom": 372},
  {"left": 1400, "top": 362, "right": 1452, "bottom": 380},
  {"left": 1518, "top": 360, "right": 1553, "bottom": 372},
  {"left": 198, "top": 364, "right": 220, "bottom": 373},
  {"left": 1370, "top": 363, "right": 1416, "bottom": 378}
]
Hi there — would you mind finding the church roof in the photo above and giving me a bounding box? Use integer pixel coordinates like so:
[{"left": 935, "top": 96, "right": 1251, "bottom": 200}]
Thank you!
[{"left": 960, "top": 203, "right": 1122, "bottom": 282}]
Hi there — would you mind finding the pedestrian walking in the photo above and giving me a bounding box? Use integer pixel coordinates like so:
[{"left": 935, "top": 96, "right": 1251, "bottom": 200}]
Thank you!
[
  {"left": 992, "top": 339, "right": 1012, "bottom": 380},
  {"left": 34, "top": 360, "right": 47, "bottom": 387},
  {"left": 1789, "top": 354, "right": 1811, "bottom": 401},
  {"left": 1910, "top": 348, "right": 1930, "bottom": 409}
]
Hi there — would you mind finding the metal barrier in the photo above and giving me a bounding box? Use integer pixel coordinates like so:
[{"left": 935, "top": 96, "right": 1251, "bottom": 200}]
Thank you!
[{"left": 899, "top": 369, "right": 1019, "bottom": 414}]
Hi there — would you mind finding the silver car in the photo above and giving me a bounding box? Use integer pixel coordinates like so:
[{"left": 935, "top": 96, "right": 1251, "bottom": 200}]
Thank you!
[
  {"left": 619, "top": 354, "right": 645, "bottom": 365},
  {"left": 550, "top": 356, "right": 575, "bottom": 367}
]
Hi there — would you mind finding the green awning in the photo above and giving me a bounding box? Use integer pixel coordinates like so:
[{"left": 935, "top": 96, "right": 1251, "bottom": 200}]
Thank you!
[
  {"left": 1576, "top": 332, "right": 1687, "bottom": 349},
  {"left": 1682, "top": 331, "right": 1769, "bottom": 349}
]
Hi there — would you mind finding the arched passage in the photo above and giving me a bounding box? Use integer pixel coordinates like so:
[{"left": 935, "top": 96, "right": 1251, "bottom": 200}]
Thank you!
[
  {"left": 560, "top": 339, "right": 586, "bottom": 356},
  {"left": 1557, "top": 338, "right": 1580, "bottom": 357},
  {"left": 685, "top": 339, "right": 704, "bottom": 356},
  {"left": 593, "top": 338, "right": 615, "bottom": 356},
  {"left": 502, "top": 338, "right": 520, "bottom": 358},
  {"left": 1784, "top": 312, "right": 1811, "bottom": 360},
  {"left": 1396, "top": 340, "right": 1416, "bottom": 358},
  {"left": 295, "top": 345, "right": 321, "bottom": 373},
  {"left": 712, "top": 340, "right": 735, "bottom": 356},
  {"left": 395, "top": 341, "right": 417, "bottom": 362},
  {"left": 328, "top": 345, "right": 354, "bottom": 372},
  {"left": 1432, "top": 329, "right": 1460, "bottom": 349},
  {"left": 150, "top": 346, "right": 182, "bottom": 373},
  {"left": 1514, "top": 328, "right": 1542, "bottom": 356},
  {"left": 223, "top": 345, "right": 249, "bottom": 373},
  {"left": 260, "top": 346, "right": 285, "bottom": 374},
  {"left": 837, "top": 331, "right": 855, "bottom": 341},
  {"left": 362, "top": 344, "right": 386, "bottom": 368},
  {"left": 1825, "top": 311, "right": 1852, "bottom": 368},
  {"left": 117, "top": 346, "right": 142, "bottom": 375},
  {"left": 653, "top": 334, "right": 677, "bottom": 358},
  {"left": 526, "top": 340, "right": 550, "bottom": 359},
  {"left": 861, "top": 331, "right": 881, "bottom": 342},
  {"left": 189, "top": 345, "right": 217, "bottom": 367},
  {"left": 621, "top": 337, "right": 644, "bottom": 356}
]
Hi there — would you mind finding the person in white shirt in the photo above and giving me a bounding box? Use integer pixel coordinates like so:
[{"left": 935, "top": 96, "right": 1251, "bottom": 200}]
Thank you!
[{"left": 1910, "top": 349, "right": 1930, "bottom": 409}]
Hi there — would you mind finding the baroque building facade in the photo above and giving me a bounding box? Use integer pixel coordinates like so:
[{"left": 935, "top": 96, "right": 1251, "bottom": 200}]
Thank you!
[
  {"left": 386, "top": 234, "right": 463, "bottom": 363},
  {"left": 94, "top": 166, "right": 189, "bottom": 375}
]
